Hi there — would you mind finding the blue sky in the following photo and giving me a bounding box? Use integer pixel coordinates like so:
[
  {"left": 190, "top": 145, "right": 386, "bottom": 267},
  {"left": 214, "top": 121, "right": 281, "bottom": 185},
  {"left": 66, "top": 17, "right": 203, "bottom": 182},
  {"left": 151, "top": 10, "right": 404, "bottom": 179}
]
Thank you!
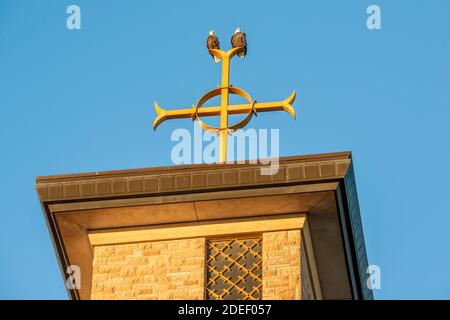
[{"left": 1, "top": 0, "right": 450, "bottom": 299}]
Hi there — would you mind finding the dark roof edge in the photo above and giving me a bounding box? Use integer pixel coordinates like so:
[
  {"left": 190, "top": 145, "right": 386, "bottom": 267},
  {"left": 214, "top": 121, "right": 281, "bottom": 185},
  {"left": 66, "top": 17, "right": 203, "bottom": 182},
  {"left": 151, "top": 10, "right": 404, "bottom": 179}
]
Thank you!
[
  {"left": 342, "top": 162, "right": 374, "bottom": 300},
  {"left": 36, "top": 151, "right": 352, "bottom": 183}
]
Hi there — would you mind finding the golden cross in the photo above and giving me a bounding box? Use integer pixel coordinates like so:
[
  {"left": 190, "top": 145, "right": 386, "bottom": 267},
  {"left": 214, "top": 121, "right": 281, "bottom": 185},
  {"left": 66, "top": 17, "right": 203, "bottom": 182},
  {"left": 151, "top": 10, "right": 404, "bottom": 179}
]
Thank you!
[{"left": 153, "top": 46, "right": 296, "bottom": 163}]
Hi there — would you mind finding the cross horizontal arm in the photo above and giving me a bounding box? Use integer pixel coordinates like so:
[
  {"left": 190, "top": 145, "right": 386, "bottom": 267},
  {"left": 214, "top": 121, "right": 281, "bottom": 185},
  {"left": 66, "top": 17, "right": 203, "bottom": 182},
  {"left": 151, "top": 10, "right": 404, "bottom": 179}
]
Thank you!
[{"left": 153, "top": 91, "right": 296, "bottom": 129}]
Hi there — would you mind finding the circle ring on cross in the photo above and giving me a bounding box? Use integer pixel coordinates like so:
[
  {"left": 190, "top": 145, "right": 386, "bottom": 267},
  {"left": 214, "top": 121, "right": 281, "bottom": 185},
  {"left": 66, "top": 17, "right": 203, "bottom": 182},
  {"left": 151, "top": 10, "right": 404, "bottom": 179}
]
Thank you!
[{"left": 192, "top": 86, "right": 256, "bottom": 134}]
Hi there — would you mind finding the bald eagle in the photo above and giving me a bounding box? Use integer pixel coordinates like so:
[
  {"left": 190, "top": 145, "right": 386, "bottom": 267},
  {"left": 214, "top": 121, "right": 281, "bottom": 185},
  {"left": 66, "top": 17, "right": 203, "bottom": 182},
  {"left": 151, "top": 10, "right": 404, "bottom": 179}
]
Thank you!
[
  {"left": 231, "top": 27, "right": 247, "bottom": 59},
  {"left": 206, "top": 30, "right": 220, "bottom": 63}
]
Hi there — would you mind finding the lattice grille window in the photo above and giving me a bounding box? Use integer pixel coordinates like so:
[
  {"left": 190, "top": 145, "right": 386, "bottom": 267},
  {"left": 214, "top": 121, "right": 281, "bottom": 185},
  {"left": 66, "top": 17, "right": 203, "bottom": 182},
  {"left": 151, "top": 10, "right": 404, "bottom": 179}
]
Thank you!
[{"left": 206, "top": 237, "right": 262, "bottom": 300}]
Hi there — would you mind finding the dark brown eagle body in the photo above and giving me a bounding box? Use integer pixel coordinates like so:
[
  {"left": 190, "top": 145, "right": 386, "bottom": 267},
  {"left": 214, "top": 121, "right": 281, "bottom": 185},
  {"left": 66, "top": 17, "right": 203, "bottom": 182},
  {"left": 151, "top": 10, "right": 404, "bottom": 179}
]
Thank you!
[
  {"left": 206, "top": 33, "right": 220, "bottom": 63},
  {"left": 231, "top": 31, "right": 247, "bottom": 58}
]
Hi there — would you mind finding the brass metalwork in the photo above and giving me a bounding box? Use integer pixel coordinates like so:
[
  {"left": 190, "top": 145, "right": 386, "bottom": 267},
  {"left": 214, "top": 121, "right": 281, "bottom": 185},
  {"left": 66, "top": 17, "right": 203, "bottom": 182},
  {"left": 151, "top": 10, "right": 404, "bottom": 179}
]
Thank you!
[
  {"left": 153, "top": 46, "right": 296, "bottom": 163},
  {"left": 206, "top": 237, "right": 262, "bottom": 300}
]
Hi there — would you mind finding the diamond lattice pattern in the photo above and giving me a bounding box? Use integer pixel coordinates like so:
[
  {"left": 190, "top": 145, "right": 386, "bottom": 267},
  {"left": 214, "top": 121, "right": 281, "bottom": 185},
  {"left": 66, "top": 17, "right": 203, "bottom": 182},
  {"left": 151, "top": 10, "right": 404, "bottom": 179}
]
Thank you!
[{"left": 206, "top": 237, "right": 262, "bottom": 300}]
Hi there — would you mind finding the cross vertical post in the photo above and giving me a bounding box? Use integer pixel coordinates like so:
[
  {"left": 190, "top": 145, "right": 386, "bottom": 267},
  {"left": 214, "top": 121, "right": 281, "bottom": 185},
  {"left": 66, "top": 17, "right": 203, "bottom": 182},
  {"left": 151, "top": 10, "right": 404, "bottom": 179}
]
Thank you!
[
  {"left": 212, "top": 47, "right": 243, "bottom": 163},
  {"left": 219, "top": 52, "right": 231, "bottom": 163}
]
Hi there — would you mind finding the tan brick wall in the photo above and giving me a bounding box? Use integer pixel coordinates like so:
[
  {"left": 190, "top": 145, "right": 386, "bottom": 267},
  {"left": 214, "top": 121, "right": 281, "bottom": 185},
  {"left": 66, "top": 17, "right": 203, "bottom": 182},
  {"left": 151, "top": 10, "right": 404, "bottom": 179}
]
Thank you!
[
  {"left": 91, "top": 238, "right": 205, "bottom": 300},
  {"left": 91, "top": 228, "right": 315, "bottom": 300},
  {"left": 262, "top": 230, "right": 314, "bottom": 300}
]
